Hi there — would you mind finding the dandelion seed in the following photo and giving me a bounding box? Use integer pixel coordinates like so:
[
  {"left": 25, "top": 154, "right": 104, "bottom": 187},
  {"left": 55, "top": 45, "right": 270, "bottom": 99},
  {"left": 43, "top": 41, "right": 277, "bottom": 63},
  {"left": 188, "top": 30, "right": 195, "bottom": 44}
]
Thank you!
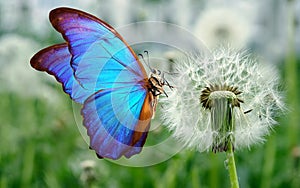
[{"left": 162, "top": 47, "right": 284, "bottom": 152}]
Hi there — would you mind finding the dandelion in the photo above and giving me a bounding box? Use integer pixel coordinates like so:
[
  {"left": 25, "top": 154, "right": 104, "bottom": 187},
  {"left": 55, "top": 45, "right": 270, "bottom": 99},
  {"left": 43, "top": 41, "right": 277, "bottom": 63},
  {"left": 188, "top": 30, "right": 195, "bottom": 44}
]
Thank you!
[
  {"left": 0, "top": 34, "right": 60, "bottom": 103},
  {"left": 80, "top": 160, "right": 97, "bottom": 187},
  {"left": 194, "top": 5, "right": 255, "bottom": 49},
  {"left": 162, "top": 47, "right": 284, "bottom": 153},
  {"left": 162, "top": 47, "right": 284, "bottom": 187}
]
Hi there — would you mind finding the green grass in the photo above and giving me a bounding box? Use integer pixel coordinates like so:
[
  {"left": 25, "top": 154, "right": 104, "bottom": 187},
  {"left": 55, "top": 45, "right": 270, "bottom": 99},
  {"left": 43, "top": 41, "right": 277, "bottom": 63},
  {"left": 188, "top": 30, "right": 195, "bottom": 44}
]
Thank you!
[{"left": 0, "top": 76, "right": 299, "bottom": 188}]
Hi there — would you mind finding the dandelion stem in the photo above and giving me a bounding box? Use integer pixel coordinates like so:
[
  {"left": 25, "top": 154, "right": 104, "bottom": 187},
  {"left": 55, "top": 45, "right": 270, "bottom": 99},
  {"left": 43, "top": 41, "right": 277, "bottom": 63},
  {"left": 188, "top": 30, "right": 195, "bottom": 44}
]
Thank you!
[
  {"left": 226, "top": 143, "right": 239, "bottom": 188},
  {"left": 209, "top": 93, "right": 240, "bottom": 187},
  {"left": 210, "top": 92, "right": 237, "bottom": 152},
  {"left": 225, "top": 97, "right": 239, "bottom": 188}
]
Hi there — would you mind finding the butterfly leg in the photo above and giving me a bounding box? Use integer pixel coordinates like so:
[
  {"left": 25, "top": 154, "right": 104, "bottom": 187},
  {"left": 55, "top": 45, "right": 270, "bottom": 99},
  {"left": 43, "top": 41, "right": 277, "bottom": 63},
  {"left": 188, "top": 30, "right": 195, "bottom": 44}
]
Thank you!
[{"left": 162, "top": 72, "right": 175, "bottom": 90}]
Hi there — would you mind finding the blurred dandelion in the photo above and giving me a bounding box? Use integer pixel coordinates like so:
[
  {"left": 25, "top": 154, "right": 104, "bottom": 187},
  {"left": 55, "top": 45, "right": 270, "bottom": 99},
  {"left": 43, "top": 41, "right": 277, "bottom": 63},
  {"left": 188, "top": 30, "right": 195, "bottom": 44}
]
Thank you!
[
  {"left": 0, "top": 34, "right": 60, "bottom": 103},
  {"left": 80, "top": 160, "right": 97, "bottom": 187},
  {"left": 194, "top": 5, "right": 255, "bottom": 49},
  {"left": 162, "top": 47, "right": 284, "bottom": 152}
]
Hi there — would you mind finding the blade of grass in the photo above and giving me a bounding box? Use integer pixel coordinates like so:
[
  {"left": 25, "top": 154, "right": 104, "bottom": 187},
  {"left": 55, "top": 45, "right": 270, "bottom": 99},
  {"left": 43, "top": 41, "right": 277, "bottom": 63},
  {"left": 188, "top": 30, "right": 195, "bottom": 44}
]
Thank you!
[
  {"left": 21, "top": 143, "right": 35, "bottom": 187},
  {"left": 260, "top": 135, "right": 276, "bottom": 188}
]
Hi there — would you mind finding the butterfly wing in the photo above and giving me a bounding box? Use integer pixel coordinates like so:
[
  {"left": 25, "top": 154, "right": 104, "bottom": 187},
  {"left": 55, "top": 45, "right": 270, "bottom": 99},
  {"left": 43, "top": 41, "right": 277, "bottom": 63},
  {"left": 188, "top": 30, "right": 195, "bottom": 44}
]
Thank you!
[
  {"left": 82, "top": 87, "right": 154, "bottom": 159},
  {"left": 30, "top": 43, "right": 93, "bottom": 104},
  {"left": 123, "top": 92, "right": 155, "bottom": 158},
  {"left": 45, "top": 8, "right": 153, "bottom": 159},
  {"left": 49, "top": 7, "right": 147, "bottom": 91}
]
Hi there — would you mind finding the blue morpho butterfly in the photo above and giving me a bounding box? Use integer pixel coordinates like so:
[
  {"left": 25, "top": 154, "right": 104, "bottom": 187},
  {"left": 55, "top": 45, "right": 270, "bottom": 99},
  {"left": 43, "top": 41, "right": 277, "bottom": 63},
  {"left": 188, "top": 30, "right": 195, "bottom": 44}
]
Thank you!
[{"left": 30, "top": 7, "right": 173, "bottom": 160}]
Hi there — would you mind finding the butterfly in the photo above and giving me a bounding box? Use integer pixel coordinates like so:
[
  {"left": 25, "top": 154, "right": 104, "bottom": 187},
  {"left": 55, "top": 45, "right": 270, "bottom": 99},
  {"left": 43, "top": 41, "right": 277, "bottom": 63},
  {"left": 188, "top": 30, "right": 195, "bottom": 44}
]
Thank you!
[{"left": 30, "top": 7, "right": 172, "bottom": 160}]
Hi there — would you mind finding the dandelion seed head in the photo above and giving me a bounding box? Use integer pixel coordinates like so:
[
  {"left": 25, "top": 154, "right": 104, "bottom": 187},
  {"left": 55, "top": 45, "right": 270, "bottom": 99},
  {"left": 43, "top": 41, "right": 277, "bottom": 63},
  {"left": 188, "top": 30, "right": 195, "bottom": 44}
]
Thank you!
[
  {"left": 194, "top": 6, "right": 254, "bottom": 49},
  {"left": 0, "top": 34, "right": 61, "bottom": 104},
  {"left": 80, "top": 159, "right": 97, "bottom": 186},
  {"left": 80, "top": 160, "right": 96, "bottom": 170},
  {"left": 162, "top": 48, "right": 284, "bottom": 151}
]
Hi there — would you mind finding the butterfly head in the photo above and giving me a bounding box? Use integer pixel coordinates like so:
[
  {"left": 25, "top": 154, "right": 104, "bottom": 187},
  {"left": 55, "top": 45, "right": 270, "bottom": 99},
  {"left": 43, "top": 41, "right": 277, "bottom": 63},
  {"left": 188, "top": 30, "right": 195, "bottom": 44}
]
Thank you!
[
  {"left": 148, "top": 68, "right": 173, "bottom": 97},
  {"left": 138, "top": 51, "right": 174, "bottom": 97}
]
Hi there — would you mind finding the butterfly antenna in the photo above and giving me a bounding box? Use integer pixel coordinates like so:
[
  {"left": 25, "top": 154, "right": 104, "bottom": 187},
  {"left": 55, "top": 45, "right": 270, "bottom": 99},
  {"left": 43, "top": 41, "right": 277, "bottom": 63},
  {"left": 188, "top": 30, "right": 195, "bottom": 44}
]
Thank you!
[
  {"left": 139, "top": 52, "right": 153, "bottom": 72},
  {"left": 144, "top": 50, "right": 154, "bottom": 72},
  {"left": 144, "top": 50, "right": 150, "bottom": 67},
  {"left": 138, "top": 53, "right": 144, "bottom": 62}
]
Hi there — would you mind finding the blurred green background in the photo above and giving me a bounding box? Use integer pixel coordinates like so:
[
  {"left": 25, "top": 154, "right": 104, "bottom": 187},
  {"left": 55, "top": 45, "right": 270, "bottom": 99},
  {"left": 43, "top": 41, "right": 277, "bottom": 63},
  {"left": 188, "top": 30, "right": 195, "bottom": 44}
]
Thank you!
[{"left": 0, "top": 0, "right": 300, "bottom": 187}]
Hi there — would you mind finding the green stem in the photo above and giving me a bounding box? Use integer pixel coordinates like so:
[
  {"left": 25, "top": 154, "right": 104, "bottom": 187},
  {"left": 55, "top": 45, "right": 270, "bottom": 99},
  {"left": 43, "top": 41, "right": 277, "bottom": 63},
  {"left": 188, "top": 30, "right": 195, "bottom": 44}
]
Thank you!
[
  {"left": 226, "top": 143, "right": 239, "bottom": 188},
  {"left": 286, "top": 0, "right": 298, "bottom": 150},
  {"left": 260, "top": 135, "right": 276, "bottom": 188},
  {"left": 209, "top": 92, "right": 240, "bottom": 187}
]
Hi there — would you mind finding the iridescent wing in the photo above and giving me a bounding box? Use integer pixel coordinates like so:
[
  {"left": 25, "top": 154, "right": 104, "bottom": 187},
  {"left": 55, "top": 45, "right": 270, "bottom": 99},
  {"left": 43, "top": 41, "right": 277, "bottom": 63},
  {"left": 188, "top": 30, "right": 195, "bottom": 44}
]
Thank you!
[
  {"left": 49, "top": 7, "right": 147, "bottom": 91},
  {"left": 31, "top": 7, "right": 155, "bottom": 159},
  {"left": 82, "top": 87, "right": 154, "bottom": 159},
  {"left": 30, "top": 43, "right": 92, "bottom": 104}
]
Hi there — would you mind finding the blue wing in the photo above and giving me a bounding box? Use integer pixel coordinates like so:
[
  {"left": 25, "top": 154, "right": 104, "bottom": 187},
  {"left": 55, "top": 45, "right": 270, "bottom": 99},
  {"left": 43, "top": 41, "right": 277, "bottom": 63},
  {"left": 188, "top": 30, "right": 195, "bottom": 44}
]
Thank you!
[
  {"left": 45, "top": 8, "right": 153, "bottom": 159},
  {"left": 30, "top": 43, "right": 93, "bottom": 104},
  {"left": 49, "top": 7, "right": 148, "bottom": 91},
  {"left": 81, "top": 86, "right": 153, "bottom": 159}
]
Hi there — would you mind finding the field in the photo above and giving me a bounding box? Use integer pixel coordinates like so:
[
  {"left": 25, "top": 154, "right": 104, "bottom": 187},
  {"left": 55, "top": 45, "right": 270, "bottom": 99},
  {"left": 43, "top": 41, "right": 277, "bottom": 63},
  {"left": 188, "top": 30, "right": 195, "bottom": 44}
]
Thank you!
[{"left": 0, "top": 1, "right": 299, "bottom": 187}]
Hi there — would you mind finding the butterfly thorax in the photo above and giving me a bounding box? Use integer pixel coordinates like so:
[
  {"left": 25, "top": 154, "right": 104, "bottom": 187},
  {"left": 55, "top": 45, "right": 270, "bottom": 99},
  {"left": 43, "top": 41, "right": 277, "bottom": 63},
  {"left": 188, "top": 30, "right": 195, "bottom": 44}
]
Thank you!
[{"left": 148, "top": 71, "right": 165, "bottom": 97}]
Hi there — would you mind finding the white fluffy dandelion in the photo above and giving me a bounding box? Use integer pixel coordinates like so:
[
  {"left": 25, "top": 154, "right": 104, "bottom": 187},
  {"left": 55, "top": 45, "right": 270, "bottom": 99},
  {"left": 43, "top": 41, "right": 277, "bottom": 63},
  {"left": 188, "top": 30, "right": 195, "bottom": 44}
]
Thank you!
[
  {"left": 194, "top": 6, "right": 254, "bottom": 49},
  {"left": 0, "top": 34, "right": 60, "bottom": 103},
  {"left": 162, "top": 48, "right": 284, "bottom": 152}
]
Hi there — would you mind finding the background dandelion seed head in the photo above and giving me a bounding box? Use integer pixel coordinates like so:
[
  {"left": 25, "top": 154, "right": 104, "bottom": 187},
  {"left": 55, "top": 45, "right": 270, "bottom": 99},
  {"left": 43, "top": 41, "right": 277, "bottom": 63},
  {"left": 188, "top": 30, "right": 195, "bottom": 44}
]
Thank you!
[
  {"left": 162, "top": 48, "right": 284, "bottom": 152},
  {"left": 0, "top": 34, "right": 61, "bottom": 104},
  {"left": 194, "top": 5, "right": 255, "bottom": 49}
]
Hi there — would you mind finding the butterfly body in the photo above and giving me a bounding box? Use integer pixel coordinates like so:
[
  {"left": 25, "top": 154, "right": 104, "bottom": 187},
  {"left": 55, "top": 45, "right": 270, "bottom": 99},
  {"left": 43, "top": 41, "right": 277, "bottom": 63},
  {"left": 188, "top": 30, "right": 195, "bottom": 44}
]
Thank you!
[{"left": 30, "top": 7, "right": 169, "bottom": 159}]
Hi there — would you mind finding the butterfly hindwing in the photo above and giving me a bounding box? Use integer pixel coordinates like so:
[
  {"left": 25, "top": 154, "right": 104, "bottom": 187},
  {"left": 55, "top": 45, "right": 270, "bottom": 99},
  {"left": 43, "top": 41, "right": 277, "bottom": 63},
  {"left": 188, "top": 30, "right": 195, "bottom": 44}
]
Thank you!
[
  {"left": 30, "top": 43, "right": 93, "bottom": 104},
  {"left": 123, "top": 93, "right": 154, "bottom": 158},
  {"left": 81, "top": 85, "right": 153, "bottom": 159}
]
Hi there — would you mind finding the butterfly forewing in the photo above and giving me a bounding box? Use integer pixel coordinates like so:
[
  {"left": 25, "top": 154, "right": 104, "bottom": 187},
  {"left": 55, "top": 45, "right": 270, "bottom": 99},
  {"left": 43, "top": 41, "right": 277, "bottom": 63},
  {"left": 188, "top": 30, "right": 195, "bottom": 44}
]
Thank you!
[{"left": 49, "top": 8, "right": 147, "bottom": 91}]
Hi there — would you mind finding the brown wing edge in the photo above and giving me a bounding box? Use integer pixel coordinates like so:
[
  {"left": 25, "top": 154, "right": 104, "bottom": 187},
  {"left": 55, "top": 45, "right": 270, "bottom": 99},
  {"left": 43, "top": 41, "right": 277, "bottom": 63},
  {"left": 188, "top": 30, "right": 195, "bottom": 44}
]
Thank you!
[{"left": 129, "top": 92, "right": 155, "bottom": 146}]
